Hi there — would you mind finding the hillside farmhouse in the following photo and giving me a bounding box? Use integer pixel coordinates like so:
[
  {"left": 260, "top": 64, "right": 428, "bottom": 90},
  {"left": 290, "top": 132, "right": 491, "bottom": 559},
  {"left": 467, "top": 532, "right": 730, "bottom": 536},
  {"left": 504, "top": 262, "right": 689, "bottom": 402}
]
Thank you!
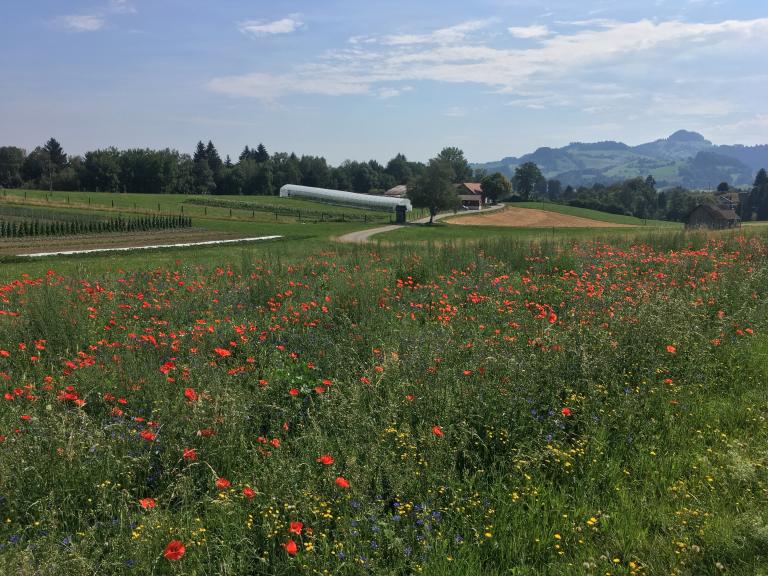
[{"left": 685, "top": 204, "right": 741, "bottom": 230}]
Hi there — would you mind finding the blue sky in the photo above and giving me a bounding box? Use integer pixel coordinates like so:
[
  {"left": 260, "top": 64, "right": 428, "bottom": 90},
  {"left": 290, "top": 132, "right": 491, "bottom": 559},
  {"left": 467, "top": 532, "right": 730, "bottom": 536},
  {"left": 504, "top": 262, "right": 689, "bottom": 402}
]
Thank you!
[{"left": 1, "top": 0, "right": 766, "bottom": 164}]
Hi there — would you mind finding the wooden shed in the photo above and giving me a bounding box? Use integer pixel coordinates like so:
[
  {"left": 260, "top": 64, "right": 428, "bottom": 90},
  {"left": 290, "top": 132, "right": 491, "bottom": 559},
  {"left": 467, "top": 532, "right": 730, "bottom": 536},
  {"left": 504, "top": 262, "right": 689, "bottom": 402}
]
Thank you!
[{"left": 685, "top": 204, "right": 741, "bottom": 230}]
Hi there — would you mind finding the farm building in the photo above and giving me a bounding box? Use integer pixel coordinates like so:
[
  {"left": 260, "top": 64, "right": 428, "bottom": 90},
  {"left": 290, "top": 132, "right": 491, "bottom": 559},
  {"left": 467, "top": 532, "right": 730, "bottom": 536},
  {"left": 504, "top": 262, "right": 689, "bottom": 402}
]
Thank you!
[
  {"left": 384, "top": 185, "right": 408, "bottom": 198},
  {"left": 456, "top": 182, "right": 486, "bottom": 209},
  {"left": 685, "top": 204, "right": 741, "bottom": 230},
  {"left": 279, "top": 184, "right": 412, "bottom": 223}
]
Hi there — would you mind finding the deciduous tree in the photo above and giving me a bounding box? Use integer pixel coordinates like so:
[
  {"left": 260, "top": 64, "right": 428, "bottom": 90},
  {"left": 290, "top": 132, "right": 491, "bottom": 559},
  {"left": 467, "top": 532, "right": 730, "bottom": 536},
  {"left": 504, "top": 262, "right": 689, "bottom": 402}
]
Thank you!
[{"left": 407, "top": 158, "right": 457, "bottom": 224}]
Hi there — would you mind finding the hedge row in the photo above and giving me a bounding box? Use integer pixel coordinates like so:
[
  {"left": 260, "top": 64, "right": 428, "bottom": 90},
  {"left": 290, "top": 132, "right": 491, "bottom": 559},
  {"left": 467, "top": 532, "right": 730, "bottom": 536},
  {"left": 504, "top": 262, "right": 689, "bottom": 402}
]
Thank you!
[{"left": 0, "top": 215, "right": 192, "bottom": 238}]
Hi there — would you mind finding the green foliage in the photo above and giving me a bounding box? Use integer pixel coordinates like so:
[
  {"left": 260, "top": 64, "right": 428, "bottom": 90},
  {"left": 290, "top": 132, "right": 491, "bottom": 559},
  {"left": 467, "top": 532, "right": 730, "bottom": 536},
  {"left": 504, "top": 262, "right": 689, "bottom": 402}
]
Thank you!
[
  {"left": 480, "top": 172, "right": 511, "bottom": 204},
  {"left": 436, "top": 147, "right": 473, "bottom": 183},
  {"left": 0, "top": 146, "right": 25, "bottom": 187},
  {"left": 513, "top": 162, "right": 545, "bottom": 201},
  {"left": 407, "top": 158, "right": 458, "bottom": 223},
  {"left": 0, "top": 232, "right": 767, "bottom": 574}
]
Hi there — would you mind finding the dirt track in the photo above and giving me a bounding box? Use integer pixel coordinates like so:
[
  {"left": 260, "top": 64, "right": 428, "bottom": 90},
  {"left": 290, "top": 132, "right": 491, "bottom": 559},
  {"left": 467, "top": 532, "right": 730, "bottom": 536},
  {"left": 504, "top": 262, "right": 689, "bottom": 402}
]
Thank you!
[{"left": 447, "top": 207, "right": 630, "bottom": 228}]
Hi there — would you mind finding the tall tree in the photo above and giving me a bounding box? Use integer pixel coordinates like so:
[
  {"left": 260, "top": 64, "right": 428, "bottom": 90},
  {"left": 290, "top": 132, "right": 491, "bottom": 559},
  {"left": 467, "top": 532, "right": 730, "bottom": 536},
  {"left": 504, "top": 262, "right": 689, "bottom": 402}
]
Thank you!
[
  {"left": 385, "top": 153, "right": 412, "bottom": 185},
  {"left": 751, "top": 168, "right": 768, "bottom": 220},
  {"left": 480, "top": 172, "right": 511, "bottom": 204},
  {"left": 254, "top": 143, "right": 269, "bottom": 163},
  {"left": 193, "top": 141, "right": 208, "bottom": 163},
  {"left": 44, "top": 138, "right": 67, "bottom": 168},
  {"left": 192, "top": 160, "right": 216, "bottom": 195},
  {"left": 513, "top": 162, "right": 544, "bottom": 201},
  {"left": 0, "top": 146, "right": 25, "bottom": 187},
  {"left": 407, "top": 158, "right": 457, "bottom": 224},
  {"left": 547, "top": 179, "right": 562, "bottom": 201},
  {"left": 436, "top": 147, "right": 472, "bottom": 183},
  {"left": 206, "top": 141, "right": 223, "bottom": 174},
  {"left": 239, "top": 146, "right": 251, "bottom": 163},
  {"left": 83, "top": 148, "right": 121, "bottom": 192}
]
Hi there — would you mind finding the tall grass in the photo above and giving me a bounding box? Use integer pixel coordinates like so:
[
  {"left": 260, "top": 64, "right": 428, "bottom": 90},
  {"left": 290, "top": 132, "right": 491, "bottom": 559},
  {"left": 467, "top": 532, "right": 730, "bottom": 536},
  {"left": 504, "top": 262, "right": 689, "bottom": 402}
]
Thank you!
[{"left": 0, "top": 231, "right": 766, "bottom": 574}]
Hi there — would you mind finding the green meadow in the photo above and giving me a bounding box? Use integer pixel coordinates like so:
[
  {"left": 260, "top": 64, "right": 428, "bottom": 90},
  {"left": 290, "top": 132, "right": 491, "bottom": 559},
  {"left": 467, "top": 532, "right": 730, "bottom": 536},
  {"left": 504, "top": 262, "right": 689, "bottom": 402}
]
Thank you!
[{"left": 0, "top": 191, "right": 766, "bottom": 575}]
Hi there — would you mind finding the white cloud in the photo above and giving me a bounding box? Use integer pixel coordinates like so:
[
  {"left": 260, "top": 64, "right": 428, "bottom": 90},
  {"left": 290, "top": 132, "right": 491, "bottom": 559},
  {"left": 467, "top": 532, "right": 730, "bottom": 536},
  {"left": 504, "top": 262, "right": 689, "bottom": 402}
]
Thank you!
[
  {"left": 377, "top": 86, "right": 412, "bottom": 99},
  {"left": 650, "top": 95, "right": 735, "bottom": 117},
  {"left": 207, "top": 72, "right": 370, "bottom": 100},
  {"left": 59, "top": 14, "right": 106, "bottom": 32},
  {"left": 209, "top": 17, "right": 768, "bottom": 107},
  {"left": 704, "top": 114, "right": 768, "bottom": 145},
  {"left": 110, "top": 0, "right": 136, "bottom": 14},
  {"left": 239, "top": 17, "right": 303, "bottom": 37},
  {"left": 507, "top": 25, "right": 550, "bottom": 38},
  {"left": 381, "top": 19, "right": 494, "bottom": 45}
]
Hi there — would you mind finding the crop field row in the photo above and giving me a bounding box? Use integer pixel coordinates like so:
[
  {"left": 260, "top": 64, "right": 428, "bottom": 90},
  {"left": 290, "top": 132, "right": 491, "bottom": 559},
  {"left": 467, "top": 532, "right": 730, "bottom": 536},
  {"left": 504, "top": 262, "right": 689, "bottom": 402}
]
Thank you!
[{"left": 0, "top": 231, "right": 766, "bottom": 574}]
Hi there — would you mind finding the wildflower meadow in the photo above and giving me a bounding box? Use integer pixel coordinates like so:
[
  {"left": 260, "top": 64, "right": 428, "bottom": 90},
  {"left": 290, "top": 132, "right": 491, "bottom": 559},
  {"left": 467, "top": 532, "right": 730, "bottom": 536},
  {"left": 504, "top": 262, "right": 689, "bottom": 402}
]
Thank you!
[{"left": 0, "top": 232, "right": 767, "bottom": 575}]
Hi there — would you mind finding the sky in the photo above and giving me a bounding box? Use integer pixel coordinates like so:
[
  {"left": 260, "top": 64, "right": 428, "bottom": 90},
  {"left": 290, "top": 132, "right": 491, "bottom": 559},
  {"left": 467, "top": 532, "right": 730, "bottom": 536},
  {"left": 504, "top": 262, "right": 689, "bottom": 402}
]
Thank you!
[{"left": 1, "top": 0, "right": 767, "bottom": 165}]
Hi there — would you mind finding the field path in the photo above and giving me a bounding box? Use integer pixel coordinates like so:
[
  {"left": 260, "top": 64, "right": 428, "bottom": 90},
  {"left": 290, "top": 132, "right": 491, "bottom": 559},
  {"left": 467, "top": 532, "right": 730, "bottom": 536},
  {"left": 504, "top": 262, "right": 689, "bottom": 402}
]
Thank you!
[
  {"left": 336, "top": 203, "right": 506, "bottom": 243},
  {"left": 18, "top": 235, "right": 282, "bottom": 258}
]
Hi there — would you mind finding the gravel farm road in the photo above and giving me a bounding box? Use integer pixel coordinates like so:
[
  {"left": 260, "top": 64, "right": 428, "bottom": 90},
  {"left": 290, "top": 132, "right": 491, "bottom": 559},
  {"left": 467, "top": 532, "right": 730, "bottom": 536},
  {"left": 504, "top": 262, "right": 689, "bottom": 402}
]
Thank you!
[{"left": 336, "top": 204, "right": 505, "bottom": 244}]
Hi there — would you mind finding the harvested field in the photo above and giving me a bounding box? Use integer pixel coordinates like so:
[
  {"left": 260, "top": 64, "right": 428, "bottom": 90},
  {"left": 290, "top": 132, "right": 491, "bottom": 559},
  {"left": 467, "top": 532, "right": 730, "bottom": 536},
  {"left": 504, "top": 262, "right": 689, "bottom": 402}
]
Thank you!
[{"left": 447, "top": 206, "right": 632, "bottom": 228}]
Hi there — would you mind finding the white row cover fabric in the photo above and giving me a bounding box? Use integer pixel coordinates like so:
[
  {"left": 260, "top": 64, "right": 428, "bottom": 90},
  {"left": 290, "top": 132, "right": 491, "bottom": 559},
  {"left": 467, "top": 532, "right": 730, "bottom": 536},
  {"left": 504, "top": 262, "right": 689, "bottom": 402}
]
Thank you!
[{"left": 279, "top": 184, "right": 412, "bottom": 212}]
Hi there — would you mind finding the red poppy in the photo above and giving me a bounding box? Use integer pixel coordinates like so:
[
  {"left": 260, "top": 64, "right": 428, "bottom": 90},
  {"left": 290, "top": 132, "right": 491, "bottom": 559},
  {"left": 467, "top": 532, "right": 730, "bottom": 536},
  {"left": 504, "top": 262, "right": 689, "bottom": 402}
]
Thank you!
[
  {"left": 215, "top": 477, "right": 231, "bottom": 489},
  {"left": 213, "top": 347, "right": 231, "bottom": 357},
  {"left": 289, "top": 388, "right": 299, "bottom": 397},
  {"left": 432, "top": 425, "right": 444, "bottom": 437},
  {"left": 163, "top": 540, "right": 186, "bottom": 561},
  {"left": 139, "top": 497, "right": 156, "bottom": 509},
  {"left": 548, "top": 312, "right": 557, "bottom": 324},
  {"left": 316, "top": 454, "right": 334, "bottom": 465},
  {"left": 289, "top": 521, "right": 303, "bottom": 535},
  {"left": 184, "top": 387, "right": 198, "bottom": 402},
  {"left": 242, "top": 486, "right": 255, "bottom": 499},
  {"left": 666, "top": 345, "right": 676, "bottom": 354},
  {"left": 335, "top": 476, "right": 350, "bottom": 489},
  {"left": 183, "top": 448, "right": 197, "bottom": 461},
  {"left": 561, "top": 407, "right": 572, "bottom": 417},
  {"left": 282, "top": 539, "right": 298, "bottom": 556},
  {"left": 140, "top": 430, "right": 156, "bottom": 441}
]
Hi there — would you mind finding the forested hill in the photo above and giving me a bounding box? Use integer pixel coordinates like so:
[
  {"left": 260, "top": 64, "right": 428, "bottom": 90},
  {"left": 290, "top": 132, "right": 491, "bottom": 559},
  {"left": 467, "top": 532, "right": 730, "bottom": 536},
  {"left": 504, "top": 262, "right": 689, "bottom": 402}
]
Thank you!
[{"left": 473, "top": 130, "right": 768, "bottom": 189}]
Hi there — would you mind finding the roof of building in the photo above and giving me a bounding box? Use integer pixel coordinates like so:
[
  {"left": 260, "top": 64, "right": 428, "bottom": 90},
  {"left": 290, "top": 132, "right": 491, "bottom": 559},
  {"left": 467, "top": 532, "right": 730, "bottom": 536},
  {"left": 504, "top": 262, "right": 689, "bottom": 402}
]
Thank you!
[
  {"left": 384, "top": 184, "right": 408, "bottom": 197},
  {"left": 689, "top": 203, "right": 740, "bottom": 221},
  {"left": 457, "top": 182, "right": 483, "bottom": 195}
]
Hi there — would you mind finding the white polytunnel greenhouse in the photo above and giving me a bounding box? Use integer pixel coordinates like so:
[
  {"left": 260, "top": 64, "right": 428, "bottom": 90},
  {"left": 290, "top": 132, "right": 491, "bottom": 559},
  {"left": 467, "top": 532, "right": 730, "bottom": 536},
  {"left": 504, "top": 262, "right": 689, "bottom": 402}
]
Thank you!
[{"left": 279, "top": 184, "right": 412, "bottom": 212}]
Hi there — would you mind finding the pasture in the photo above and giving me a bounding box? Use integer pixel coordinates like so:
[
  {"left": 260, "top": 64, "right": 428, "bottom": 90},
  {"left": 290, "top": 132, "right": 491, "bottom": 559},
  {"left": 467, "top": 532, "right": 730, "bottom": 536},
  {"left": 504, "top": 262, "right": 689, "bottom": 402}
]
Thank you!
[{"left": 0, "top": 221, "right": 767, "bottom": 575}]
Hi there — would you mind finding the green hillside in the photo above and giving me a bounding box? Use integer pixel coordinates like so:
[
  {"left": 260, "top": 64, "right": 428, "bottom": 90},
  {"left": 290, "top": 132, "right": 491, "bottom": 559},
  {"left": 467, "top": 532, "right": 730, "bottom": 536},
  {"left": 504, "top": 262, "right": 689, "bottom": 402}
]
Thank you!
[{"left": 475, "top": 130, "right": 764, "bottom": 189}]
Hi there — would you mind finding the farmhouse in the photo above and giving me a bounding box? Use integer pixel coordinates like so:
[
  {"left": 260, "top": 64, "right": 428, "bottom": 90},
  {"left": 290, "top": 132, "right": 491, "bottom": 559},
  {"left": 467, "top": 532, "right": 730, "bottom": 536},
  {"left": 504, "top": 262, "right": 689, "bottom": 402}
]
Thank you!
[
  {"left": 685, "top": 204, "right": 741, "bottom": 230},
  {"left": 456, "top": 182, "right": 485, "bottom": 210}
]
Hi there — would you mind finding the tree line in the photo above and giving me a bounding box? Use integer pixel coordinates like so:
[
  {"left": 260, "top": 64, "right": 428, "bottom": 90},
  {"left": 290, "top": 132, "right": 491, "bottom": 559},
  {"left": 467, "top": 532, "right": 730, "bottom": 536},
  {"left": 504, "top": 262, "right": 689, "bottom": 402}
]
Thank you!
[
  {"left": 2, "top": 138, "right": 766, "bottom": 222},
  {"left": 0, "top": 138, "right": 438, "bottom": 196}
]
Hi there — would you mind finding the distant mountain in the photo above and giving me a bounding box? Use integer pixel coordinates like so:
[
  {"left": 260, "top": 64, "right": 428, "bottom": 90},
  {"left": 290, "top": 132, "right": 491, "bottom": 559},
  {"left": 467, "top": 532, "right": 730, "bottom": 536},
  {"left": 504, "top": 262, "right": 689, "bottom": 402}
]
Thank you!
[{"left": 474, "top": 131, "right": 768, "bottom": 189}]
